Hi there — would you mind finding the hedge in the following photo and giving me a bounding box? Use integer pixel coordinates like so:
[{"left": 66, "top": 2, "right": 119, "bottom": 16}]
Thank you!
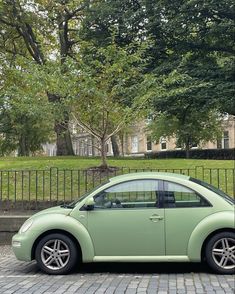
[{"left": 145, "top": 148, "right": 235, "bottom": 160}]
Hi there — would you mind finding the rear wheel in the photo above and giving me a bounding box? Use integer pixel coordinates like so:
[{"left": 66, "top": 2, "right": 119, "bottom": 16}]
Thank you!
[
  {"left": 35, "top": 233, "right": 78, "bottom": 274},
  {"left": 205, "top": 232, "right": 235, "bottom": 274}
]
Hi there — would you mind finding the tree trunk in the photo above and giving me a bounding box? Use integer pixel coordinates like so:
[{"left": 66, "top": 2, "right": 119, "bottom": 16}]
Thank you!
[
  {"left": 91, "top": 136, "right": 95, "bottom": 156},
  {"left": 185, "top": 142, "right": 190, "bottom": 159},
  {"left": 100, "top": 139, "right": 108, "bottom": 169},
  {"left": 120, "top": 133, "right": 125, "bottom": 156},
  {"left": 111, "top": 135, "right": 120, "bottom": 157},
  {"left": 18, "top": 134, "right": 29, "bottom": 156},
  {"left": 54, "top": 121, "right": 74, "bottom": 156},
  {"left": 47, "top": 93, "right": 74, "bottom": 156}
]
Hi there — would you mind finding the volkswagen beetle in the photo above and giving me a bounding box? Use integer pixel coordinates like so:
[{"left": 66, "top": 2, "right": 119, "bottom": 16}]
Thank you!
[{"left": 12, "top": 172, "right": 235, "bottom": 274}]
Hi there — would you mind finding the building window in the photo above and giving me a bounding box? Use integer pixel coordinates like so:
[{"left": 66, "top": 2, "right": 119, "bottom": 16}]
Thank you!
[
  {"left": 160, "top": 137, "right": 167, "bottom": 150},
  {"left": 223, "top": 131, "right": 229, "bottom": 149},
  {"left": 217, "top": 139, "right": 222, "bottom": 149},
  {"left": 217, "top": 132, "right": 229, "bottom": 149},
  {"left": 146, "top": 136, "right": 152, "bottom": 151},
  {"left": 131, "top": 136, "right": 138, "bottom": 153}
]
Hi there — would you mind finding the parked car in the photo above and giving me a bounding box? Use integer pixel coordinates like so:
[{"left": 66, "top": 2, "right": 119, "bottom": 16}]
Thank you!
[{"left": 12, "top": 172, "right": 235, "bottom": 275}]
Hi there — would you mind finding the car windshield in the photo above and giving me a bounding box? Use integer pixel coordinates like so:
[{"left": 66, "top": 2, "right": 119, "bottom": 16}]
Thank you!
[
  {"left": 190, "top": 177, "right": 235, "bottom": 204},
  {"left": 61, "top": 181, "right": 109, "bottom": 208}
]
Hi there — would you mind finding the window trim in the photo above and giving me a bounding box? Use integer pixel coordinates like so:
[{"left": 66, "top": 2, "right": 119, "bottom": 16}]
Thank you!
[{"left": 190, "top": 177, "right": 234, "bottom": 205}]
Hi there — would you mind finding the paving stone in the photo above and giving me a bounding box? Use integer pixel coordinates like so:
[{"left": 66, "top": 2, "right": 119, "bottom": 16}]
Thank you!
[{"left": 0, "top": 246, "right": 234, "bottom": 294}]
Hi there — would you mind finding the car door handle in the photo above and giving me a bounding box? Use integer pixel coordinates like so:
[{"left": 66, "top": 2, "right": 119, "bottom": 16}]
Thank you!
[{"left": 149, "top": 214, "right": 164, "bottom": 222}]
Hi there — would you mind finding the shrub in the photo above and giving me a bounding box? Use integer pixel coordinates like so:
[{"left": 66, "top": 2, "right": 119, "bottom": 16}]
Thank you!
[{"left": 145, "top": 148, "right": 235, "bottom": 160}]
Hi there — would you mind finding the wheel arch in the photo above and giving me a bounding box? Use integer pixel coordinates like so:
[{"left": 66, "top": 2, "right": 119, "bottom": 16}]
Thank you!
[
  {"left": 31, "top": 229, "right": 82, "bottom": 261},
  {"left": 28, "top": 214, "right": 95, "bottom": 262},
  {"left": 200, "top": 228, "right": 235, "bottom": 261},
  {"left": 187, "top": 211, "right": 234, "bottom": 261}
]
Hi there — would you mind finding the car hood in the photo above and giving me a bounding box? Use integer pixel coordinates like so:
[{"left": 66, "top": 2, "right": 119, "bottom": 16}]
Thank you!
[{"left": 32, "top": 205, "right": 72, "bottom": 218}]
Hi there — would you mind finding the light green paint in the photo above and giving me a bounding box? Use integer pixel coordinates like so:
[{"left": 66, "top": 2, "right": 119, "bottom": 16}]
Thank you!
[
  {"left": 87, "top": 209, "right": 165, "bottom": 256},
  {"left": 165, "top": 207, "right": 213, "bottom": 256},
  {"left": 12, "top": 172, "right": 235, "bottom": 266}
]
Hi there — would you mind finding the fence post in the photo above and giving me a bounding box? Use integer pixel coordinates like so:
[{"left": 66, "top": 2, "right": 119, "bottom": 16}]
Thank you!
[{"left": 195, "top": 166, "right": 204, "bottom": 181}]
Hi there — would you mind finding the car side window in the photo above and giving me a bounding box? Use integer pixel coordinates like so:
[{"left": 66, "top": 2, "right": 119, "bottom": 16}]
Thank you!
[
  {"left": 94, "top": 179, "right": 160, "bottom": 209},
  {"left": 163, "top": 181, "right": 210, "bottom": 208}
]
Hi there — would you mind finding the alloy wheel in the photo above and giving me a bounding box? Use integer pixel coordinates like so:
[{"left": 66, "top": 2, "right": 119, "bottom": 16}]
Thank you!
[
  {"left": 41, "top": 239, "right": 70, "bottom": 270},
  {"left": 212, "top": 237, "right": 235, "bottom": 270}
]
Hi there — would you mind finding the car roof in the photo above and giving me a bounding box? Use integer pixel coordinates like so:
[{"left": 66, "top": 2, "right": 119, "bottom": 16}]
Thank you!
[{"left": 109, "top": 172, "right": 190, "bottom": 183}]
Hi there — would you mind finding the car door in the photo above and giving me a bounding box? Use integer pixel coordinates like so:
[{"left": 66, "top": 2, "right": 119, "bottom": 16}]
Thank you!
[
  {"left": 163, "top": 181, "right": 212, "bottom": 255},
  {"left": 87, "top": 179, "right": 165, "bottom": 257}
]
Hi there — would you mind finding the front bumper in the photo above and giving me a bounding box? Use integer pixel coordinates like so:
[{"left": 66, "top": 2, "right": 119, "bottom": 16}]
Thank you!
[{"left": 12, "top": 233, "right": 34, "bottom": 262}]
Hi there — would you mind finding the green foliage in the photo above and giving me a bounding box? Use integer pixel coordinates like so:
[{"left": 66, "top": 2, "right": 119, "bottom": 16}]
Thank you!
[
  {"left": 69, "top": 39, "right": 151, "bottom": 124},
  {"left": 16, "top": 36, "right": 152, "bottom": 166},
  {"left": 0, "top": 0, "right": 234, "bottom": 160},
  {"left": 0, "top": 0, "right": 91, "bottom": 155},
  {"left": 80, "top": 0, "right": 235, "bottom": 115},
  {"left": 0, "top": 63, "right": 54, "bottom": 156},
  {"left": 149, "top": 111, "right": 223, "bottom": 150},
  {"left": 148, "top": 69, "right": 224, "bottom": 152}
]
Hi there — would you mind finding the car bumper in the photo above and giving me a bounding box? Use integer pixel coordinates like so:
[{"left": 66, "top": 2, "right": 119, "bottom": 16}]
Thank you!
[{"left": 12, "top": 233, "right": 33, "bottom": 261}]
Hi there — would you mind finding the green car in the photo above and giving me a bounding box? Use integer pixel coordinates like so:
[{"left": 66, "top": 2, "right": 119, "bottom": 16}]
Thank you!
[{"left": 12, "top": 172, "right": 235, "bottom": 275}]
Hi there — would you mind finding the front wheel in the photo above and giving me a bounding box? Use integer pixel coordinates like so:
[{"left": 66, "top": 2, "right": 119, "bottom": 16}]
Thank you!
[
  {"left": 35, "top": 233, "right": 78, "bottom": 274},
  {"left": 205, "top": 232, "right": 235, "bottom": 274}
]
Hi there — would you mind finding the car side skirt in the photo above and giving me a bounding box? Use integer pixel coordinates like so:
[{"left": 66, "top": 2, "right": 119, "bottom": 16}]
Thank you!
[{"left": 92, "top": 256, "right": 191, "bottom": 262}]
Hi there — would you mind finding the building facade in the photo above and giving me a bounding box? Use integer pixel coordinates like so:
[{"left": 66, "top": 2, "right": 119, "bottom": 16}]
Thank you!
[
  {"left": 124, "top": 115, "right": 235, "bottom": 155},
  {"left": 42, "top": 115, "right": 235, "bottom": 157}
]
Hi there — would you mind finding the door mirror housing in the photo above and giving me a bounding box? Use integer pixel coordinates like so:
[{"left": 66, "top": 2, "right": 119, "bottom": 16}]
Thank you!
[{"left": 84, "top": 198, "right": 95, "bottom": 210}]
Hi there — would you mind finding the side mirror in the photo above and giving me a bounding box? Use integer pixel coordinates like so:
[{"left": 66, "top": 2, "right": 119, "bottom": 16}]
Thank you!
[{"left": 84, "top": 198, "right": 95, "bottom": 210}]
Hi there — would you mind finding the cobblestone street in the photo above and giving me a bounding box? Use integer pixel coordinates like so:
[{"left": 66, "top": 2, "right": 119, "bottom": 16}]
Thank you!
[{"left": 0, "top": 246, "right": 234, "bottom": 294}]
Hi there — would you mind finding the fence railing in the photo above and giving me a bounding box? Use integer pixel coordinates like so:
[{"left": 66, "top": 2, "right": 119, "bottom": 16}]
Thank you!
[{"left": 0, "top": 166, "right": 234, "bottom": 210}]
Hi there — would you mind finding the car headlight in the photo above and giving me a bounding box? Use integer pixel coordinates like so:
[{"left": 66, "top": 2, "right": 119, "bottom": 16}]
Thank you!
[{"left": 19, "top": 219, "right": 34, "bottom": 234}]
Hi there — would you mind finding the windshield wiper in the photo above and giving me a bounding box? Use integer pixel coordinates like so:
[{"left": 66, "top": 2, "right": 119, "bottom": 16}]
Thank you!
[{"left": 60, "top": 203, "right": 75, "bottom": 209}]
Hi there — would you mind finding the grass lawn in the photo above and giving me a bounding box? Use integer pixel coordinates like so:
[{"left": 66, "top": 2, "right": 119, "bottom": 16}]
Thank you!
[
  {"left": 0, "top": 156, "right": 234, "bottom": 202},
  {"left": 0, "top": 156, "right": 234, "bottom": 170}
]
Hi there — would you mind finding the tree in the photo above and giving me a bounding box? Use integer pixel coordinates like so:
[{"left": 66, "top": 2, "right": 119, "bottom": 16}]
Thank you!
[
  {"left": 148, "top": 71, "right": 224, "bottom": 158},
  {"left": 80, "top": 0, "right": 235, "bottom": 114},
  {"left": 0, "top": 0, "right": 91, "bottom": 155},
  {"left": 0, "top": 63, "right": 54, "bottom": 156},
  {"left": 67, "top": 40, "right": 152, "bottom": 168}
]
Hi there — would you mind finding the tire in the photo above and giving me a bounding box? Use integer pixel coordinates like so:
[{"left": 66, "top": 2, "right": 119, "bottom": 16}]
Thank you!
[
  {"left": 35, "top": 233, "right": 78, "bottom": 275},
  {"left": 205, "top": 232, "right": 235, "bottom": 274}
]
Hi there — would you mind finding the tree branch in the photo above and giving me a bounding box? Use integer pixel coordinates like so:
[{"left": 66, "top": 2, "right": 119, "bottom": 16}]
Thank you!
[
  {"left": 106, "top": 120, "right": 125, "bottom": 141},
  {"left": 65, "top": 1, "right": 91, "bottom": 19},
  {"left": 71, "top": 113, "right": 102, "bottom": 140},
  {"left": 7, "top": 0, "right": 45, "bottom": 65}
]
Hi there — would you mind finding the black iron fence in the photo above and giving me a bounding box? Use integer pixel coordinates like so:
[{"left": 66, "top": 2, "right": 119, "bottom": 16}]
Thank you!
[{"left": 0, "top": 167, "right": 234, "bottom": 210}]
